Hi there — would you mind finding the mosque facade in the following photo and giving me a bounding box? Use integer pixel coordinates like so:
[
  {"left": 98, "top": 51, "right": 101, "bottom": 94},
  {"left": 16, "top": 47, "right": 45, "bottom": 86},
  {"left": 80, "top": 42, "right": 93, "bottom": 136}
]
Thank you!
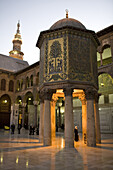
[{"left": 0, "top": 14, "right": 113, "bottom": 147}]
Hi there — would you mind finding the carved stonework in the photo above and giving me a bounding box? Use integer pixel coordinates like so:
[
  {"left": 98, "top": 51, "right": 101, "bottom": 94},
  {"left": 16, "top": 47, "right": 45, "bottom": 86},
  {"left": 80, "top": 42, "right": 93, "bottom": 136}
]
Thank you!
[
  {"left": 79, "top": 94, "right": 86, "bottom": 105},
  {"left": 64, "top": 88, "right": 73, "bottom": 97},
  {"left": 85, "top": 88, "right": 97, "bottom": 100}
]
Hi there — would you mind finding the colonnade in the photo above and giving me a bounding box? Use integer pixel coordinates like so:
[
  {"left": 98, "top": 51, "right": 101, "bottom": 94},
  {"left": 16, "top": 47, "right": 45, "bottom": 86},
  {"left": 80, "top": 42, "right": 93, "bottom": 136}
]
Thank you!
[{"left": 39, "top": 88, "right": 101, "bottom": 148}]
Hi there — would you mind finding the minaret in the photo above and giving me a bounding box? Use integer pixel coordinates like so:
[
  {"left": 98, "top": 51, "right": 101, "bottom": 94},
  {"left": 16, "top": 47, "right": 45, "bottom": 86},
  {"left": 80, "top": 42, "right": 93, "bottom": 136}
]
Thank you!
[{"left": 9, "top": 21, "right": 24, "bottom": 60}]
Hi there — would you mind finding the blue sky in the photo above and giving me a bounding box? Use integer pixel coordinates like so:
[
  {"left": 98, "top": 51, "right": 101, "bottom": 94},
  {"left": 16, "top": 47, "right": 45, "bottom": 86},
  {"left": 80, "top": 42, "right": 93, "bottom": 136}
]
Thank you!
[{"left": 0, "top": 0, "right": 113, "bottom": 65}]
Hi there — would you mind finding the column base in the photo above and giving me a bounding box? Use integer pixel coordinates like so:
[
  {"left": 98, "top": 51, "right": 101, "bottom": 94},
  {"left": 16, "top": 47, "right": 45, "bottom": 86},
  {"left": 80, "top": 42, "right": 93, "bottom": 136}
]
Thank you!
[
  {"left": 87, "top": 141, "right": 96, "bottom": 147},
  {"left": 44, "top": 138, "right": 51, "bottom": 146},
  {"left": 65, "top": 138, "right": 74, "bottom": 148},
  {"left": 39, "top": 136, "right": 43, "bottom": 143}
]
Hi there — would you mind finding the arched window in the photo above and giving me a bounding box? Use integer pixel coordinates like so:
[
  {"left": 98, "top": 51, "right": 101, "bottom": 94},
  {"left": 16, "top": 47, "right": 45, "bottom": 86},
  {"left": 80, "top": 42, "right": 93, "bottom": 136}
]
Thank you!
[
  {"left": 1, "top": 79, "right": 6, "bottom": 91},
  {"left": 9, "top": 80, "right": 14, "bottom": 92},
  {"left": 102, "top": 45, "right": 112, "bottom": 65},
  {"left": 36, "top": 72, "right": 39, "bottom": 85},
  {"left": 26, "top": 77, "right": 29, "bottom": 88},
  {"left": 20, "top": 79, "right": 23, "bottom": 90},
  {"left": 30, "top": 75, "right": 33, "bottom": 86},
  {"left": 16, "top": 80, "right": 20, "bottom": 92}
]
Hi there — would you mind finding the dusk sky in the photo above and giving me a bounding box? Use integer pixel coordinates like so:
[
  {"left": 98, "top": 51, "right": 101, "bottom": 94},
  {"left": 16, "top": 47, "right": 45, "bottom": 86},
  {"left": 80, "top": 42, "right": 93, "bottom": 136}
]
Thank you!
[{"left": 0, "top": 0, "right": 113, "bottom": 65}]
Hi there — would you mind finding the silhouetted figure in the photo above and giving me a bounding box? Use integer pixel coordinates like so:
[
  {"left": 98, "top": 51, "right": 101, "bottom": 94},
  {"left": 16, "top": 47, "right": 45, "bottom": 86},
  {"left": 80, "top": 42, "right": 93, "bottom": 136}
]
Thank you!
[
  {"left": 11, "top": 124, "right": 15, "bottom": 134},
  {"left": 74, "top": 126, "right": 79, "bottom": 142},
  {"left": 18, "top": 124, "right": 22, "bottom": 134},
  {"left": 29, "top": 125, "right": 35, "bottom": 135}
]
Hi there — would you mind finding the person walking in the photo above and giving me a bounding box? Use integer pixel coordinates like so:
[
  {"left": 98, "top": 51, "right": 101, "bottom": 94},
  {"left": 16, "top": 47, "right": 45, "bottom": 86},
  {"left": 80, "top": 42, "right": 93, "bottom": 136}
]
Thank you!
[
  {"left": 74, "top": 126, "right": 79, "bottom": 142},
  {"left": 11, "top": 123, "right": 15, "bottom": 134}
]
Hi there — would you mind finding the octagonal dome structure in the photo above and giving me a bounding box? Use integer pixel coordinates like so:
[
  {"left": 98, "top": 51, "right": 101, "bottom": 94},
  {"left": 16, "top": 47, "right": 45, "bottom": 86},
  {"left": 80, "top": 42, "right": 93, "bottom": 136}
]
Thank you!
[{"left": 36, "top": 16, "right": 99, "bottom": 92}]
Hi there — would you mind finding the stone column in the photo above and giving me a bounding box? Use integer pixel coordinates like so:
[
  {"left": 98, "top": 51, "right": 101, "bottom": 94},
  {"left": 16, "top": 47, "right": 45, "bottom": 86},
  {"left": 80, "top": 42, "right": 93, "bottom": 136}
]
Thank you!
[
  {"left": 79, "top": 94, "right": 87, "bottom": 143},
  {"left": 51, "top": 96, "right": 58, "bottom": 139},
  {"left": 100, "top": 52, "right": 103, "bottom": 66},
  {"left": 64, "top": 88, "right": 74, "bottom": 148},
  {"left": 43, "top": 90, "right": 52, "bottom": 146},
  {"left": 33, "top": 101, "right": 38, "bottom": 128},
  {"left": 39, "top": 98, "right": 44, "bottom": 143},
  {"left": 22, "top": 103, "right": 27, "bottom": 127},
  {"left": 94, "top": 94, "right": 101, "bottom": 144},
  {"left": 85, "top": 88, "right": 96, "bottom": 147}
]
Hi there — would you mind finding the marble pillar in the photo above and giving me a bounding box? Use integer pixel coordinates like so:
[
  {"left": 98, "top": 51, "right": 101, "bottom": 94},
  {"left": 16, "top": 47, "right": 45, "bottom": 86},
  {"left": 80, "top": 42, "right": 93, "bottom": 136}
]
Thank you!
[
  {"left": 22, "top": 103, "right": 27, "bottom": 127},
  {"left": 33, "top": 101, "right": 38, "bottom": 128},
  {"left": 80, "top": 95, "right": 87, "bottom": 143},
  {"left": 39, "top": 99, "right": 44, "bottom": 143},
  {"left": 94, "top": 94, "right": 101, "bottom": 144},
  {"left": 85, "top": 88, "right": 96, "bottom": 147},
  {"left": 64, "top": 88, "right": 74, "bottom": 148},
  {"left": 51, "top": 98, "right": 57, "bottom": 139},
  {"left": 44, "top": 91, "right": 52, "bottom": 146}
]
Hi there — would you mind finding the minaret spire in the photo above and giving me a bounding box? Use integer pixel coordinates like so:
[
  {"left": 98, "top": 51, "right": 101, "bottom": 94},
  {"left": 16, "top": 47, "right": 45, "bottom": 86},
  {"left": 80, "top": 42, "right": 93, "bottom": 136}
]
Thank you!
[
  {"left": 65, "top": 9, "right": 69, "bottom": 18},
  {"left": 9, "top": 21, "right": 24, "bottom": 60},
  {"left": 17, "top": 20, "right": 20, "bottom": 34}
]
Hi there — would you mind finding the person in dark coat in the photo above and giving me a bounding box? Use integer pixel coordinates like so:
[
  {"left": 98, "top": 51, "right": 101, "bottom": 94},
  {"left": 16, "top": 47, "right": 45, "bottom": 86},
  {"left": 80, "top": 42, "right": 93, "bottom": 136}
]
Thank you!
[
  {"left": 11, "top": 124, "right": 15, "bottom": 134},
  {"left": 74, "top": 126, "right": 79, "bottom": 142},
  {"left": 18, "top": 124, "right": 21, "bottom": 134}
]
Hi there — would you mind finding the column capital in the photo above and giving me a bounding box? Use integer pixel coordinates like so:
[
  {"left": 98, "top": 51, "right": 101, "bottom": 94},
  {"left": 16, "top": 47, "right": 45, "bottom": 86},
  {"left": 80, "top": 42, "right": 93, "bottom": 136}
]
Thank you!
[
  {"left": 63, "top": 88, "right": 73, "bottom": 97},
  {"left": 85, "top": 88, "right": 97, "bottom": 100},
  {"left": 79, "top": 94, "right": 86, "bottom": 105},
  {"left": 22, "top": 103, "right": 27, "bottom": 107},
  {"left": 43, "top": 89, "right": 53, "bottom": 101},
  {"left": 94, "top": 93, "right": 101, "bottom": 103},
  {"left": 33, "top": 100, "right": 39, "bottom": 106}
]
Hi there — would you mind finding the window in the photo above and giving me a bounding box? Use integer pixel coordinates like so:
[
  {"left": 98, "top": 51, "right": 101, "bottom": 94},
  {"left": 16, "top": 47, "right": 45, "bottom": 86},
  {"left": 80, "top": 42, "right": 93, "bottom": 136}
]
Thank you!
[
  {"left": 9, "top": 80, "right": 14, "bottom": 92},
  {"left": 1, "top": 79, "right": 6, "bottom": 91}
]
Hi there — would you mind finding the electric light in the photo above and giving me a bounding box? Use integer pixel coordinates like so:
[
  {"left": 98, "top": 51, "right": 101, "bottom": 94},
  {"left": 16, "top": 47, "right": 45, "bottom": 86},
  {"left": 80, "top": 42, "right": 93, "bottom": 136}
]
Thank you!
[
  {"left": 28, "top": 98, "right": 31, "bottom": 100},
  {"left": 101, "top": 83, "right": 104, "bottom": 86},
  {"left": 16, "top": 157, "right": 19, "bottom": 164},
  {"left": 4, "top": 100, "right": 7, "bottom": 103},
  {"left": 1, "top": 156, "right": 3, "bottom": 163}
]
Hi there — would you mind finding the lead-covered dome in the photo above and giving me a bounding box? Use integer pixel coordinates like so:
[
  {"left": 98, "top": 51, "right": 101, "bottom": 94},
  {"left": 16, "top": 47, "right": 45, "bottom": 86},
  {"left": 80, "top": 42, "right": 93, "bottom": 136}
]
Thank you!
[{"left": 50, "top": 18, "right": 86, "bottom": 30}]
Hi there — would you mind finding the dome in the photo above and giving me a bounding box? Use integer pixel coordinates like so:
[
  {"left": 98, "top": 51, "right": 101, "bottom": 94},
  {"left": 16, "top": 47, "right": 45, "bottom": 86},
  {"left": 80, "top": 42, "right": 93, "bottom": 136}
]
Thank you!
[{"left": 50, "top": 18, "right": 86, "bottom": 30}]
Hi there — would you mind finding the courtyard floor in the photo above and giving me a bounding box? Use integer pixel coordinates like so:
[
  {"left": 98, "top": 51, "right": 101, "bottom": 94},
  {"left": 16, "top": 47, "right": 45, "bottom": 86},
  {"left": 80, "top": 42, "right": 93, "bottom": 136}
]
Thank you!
[{"left": 0, "top": 129, "right": 113, "bottom": 170}]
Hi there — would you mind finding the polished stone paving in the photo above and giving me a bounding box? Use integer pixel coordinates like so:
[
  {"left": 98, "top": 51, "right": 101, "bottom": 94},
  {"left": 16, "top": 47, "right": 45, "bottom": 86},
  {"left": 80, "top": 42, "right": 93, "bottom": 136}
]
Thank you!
[{"left": 0, "top": 129, "right": 113, "bottom": 170}]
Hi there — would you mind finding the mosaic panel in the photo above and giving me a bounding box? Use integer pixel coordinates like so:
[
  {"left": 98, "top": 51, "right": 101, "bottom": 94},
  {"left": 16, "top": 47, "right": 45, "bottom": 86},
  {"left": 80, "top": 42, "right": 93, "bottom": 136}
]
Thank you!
[
  {"left": 68, "top": 34, "right": 92, "bottom": 82},
  {"left": 44, "top": 36, "right": 68, "bottom": 82}
]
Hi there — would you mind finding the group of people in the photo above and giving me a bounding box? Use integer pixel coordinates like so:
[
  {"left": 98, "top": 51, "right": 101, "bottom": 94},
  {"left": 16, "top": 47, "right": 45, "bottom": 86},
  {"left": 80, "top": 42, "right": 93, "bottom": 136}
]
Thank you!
[
  {"left": 10, "top": 123, "right": 22, "bottom": 134},
  {"left": 10, "top": 123, "right": 79, "bottom": 142}
]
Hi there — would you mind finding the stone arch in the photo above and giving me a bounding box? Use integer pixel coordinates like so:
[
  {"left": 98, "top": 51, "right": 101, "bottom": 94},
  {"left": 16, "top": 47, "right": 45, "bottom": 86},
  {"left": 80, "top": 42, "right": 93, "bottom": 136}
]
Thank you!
[
  {"left": 0, "top": 94, "right": 11, "bottom": 128},
  {"left": 98, "top": 73, "right": 113, "bottom": 133}
]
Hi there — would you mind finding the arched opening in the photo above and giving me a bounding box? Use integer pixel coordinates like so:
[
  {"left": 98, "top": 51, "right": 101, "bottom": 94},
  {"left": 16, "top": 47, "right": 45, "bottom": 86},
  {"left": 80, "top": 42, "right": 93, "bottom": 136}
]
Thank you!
[
  {"left": 24, "top": 92, "right": 34, "bottom": 128},
  {"left": 26, "top": 77, "right": 30, "bottom": 88},
  {"left": 20, "top": 79, "right": 23, "bottom": 90},
  {"left": 36, "top": 72, "right": 39, "bottom": 85},
  {"left": 1, "top": 79, "right": 6, "bottom": 91},
  {"left": 98, "top": 73, "right": 113, "bottom": 133},
  {"left": 16, "top": 80, "right": 20, "bottom": 92},
  {"left": 51, "top": 89, "right": 83, "bottom": 143},
  {"left": 30, "top": 75, "right": 33, "bottom": 86},
  {"left": 9, "top": 80, "right": 14, "bottom": 92},
  {"left": 16, "top": 96, "right": 22, "bottom": 128},
  {"left": 0, "top": 94, "right": 11, "bottom": 128}
]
